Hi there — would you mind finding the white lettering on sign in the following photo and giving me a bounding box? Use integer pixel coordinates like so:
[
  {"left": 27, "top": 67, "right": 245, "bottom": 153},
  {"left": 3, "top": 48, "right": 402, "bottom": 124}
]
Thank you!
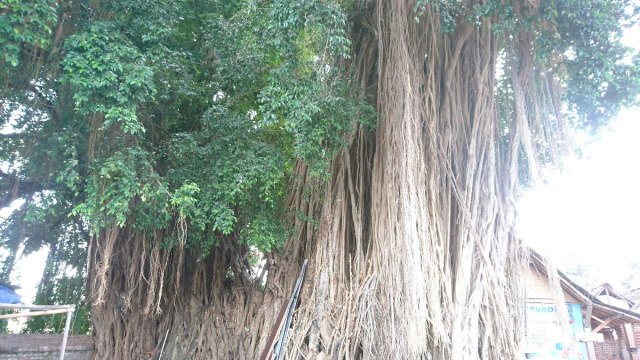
[{"left": 524, "top": 302, "right": 588, "bottom": 360}]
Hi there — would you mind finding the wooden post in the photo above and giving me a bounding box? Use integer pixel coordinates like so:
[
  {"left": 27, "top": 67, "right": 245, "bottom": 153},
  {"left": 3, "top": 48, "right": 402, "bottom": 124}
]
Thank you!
[
  {"left": 620, "top": 325, "right": 632, "bottom": 360},
  {"left": 587, "top": 342, "right": 597, "bottom": 360},
  {"left": 625, "top": 323, "right": 637, "bottom": 349}
]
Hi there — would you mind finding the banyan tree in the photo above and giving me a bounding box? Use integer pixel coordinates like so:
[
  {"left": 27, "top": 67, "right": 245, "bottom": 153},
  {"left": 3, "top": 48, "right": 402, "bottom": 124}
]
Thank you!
[{"left": 1, "top": 0, "right": 639, "bottom": 359}]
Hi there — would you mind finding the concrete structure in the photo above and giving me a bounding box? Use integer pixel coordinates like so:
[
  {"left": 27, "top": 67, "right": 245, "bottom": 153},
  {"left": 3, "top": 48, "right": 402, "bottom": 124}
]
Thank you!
[{"left": 0, "top": 335, "right": 92, "bottom": 360}]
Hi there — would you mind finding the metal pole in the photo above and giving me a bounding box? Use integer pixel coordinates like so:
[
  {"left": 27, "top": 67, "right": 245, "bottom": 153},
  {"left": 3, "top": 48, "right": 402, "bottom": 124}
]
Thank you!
[
  {"left": 59, "top": 306, "right": 75, "bottom": 360},
  {"left": 274, "top": 259, "right": 307, "bottom": 360},
  {"left": 0, "top": 304, "right": 75, "bottom": 310},
  {"left": 0, "top": 308, "right": 71, "bottom": 319},
  {"left": 158, "top": 328, "right": 170, "bottom": 360}
]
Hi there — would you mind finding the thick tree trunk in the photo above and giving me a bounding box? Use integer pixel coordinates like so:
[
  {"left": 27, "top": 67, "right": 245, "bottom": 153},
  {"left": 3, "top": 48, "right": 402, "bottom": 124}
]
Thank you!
[
  {"left": 89, "top": 226, "right": 288, "bottom": 359},
  {"left": 89, "top": 163, "right": 318, "bottom": 359},
  {"left": 283, "top": 1, "right": 528, "bottom": 359},
  {"left": 89, "top": 1, "right": 544, "bottom": 359},
  {"left": 89, "top": 227, "right": 160, "bottom": 359}
]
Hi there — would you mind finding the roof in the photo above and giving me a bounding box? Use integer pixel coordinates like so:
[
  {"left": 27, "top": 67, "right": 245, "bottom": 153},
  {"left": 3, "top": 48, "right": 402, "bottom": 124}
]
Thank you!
[
  {"left": 529, "top": 250, "right": 640, "bottom": 328},
  {"left": 591, "top": 283, "right": 635, "bottom": 308},
  {"left": 625, "top": 288, "right": 640, "bottom": 308}
]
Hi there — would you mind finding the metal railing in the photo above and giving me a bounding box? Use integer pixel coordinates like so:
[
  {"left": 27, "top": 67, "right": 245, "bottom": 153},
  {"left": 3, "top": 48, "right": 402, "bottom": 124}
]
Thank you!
[{"left": 0, "top": 303, "right": 75, "bottom": 360}]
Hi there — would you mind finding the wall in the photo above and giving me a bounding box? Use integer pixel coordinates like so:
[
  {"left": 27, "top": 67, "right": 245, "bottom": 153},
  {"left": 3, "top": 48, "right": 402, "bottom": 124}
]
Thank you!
[
  {"left": 633, "top": 325, "right": 640, "bottom": 352},
  {"left": 0, "top": 334, "right": 92, "bottom": 360},
  {"left": 525, "top": 266, "right": 581, "bottom": 303},
  {"left": 592, "top": 331, "right": 621, "bottom": 360}
]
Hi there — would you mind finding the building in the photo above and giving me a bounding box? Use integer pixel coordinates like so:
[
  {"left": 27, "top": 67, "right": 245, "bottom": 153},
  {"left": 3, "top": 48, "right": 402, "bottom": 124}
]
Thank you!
[{"left": 526, "top": 251, "right": 640, "bottom": 360}]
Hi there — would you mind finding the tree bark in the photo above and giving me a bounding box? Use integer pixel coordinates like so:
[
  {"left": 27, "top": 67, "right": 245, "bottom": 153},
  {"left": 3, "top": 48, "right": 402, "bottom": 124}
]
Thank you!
[
  {"left": 89, "top": 1, "right": 545, "bottom": 359},
  {"left": 89, "top": 163, "right": 318, "bottom": 359}
]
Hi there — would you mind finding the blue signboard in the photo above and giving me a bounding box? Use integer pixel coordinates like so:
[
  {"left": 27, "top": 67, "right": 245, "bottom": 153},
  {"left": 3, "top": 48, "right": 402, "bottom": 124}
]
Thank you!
[{"left": 525, "top": 302, "right": 588, "bottom": 360}]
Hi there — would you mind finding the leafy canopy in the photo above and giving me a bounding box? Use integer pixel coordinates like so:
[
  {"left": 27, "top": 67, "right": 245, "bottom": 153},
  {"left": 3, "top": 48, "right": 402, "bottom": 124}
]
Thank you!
[{"left": 0, "top": 0, "right": 638, "bottom": 335}]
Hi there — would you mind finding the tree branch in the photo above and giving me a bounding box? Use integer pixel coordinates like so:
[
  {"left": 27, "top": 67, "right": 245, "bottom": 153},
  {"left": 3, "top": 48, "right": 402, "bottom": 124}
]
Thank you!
[
  {"left": 0, "top": 133, "right": 37, "bottom": 141},
  {"left": 0, "top": 170, "right": 47, "bottom": 209}
]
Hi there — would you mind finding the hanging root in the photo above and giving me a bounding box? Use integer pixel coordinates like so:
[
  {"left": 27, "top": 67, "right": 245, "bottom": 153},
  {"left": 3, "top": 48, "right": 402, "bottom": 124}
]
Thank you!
[
  {"left": 282, "top": 1, "right": 565, "bottom": 359},
  {"left": 85, "top": 1, "right": 568, "bottom": 359}
]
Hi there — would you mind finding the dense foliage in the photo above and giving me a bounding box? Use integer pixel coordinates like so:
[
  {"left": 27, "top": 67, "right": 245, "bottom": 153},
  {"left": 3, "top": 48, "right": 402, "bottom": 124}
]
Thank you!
[{"left": 1, "top": 0, "right": 369, "bottom": 334}]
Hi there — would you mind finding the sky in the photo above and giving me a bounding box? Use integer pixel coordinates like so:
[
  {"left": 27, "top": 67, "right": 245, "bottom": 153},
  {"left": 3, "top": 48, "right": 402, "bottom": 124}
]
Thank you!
[
  {"left": 517, "top": 107, "right": 640, "bottom": 289},
  {"left": 517, "top": 19, "right": 640, "bottom": 290},
  {"left": 7, "top": 246, "right": 47, "bottom": 304}
]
